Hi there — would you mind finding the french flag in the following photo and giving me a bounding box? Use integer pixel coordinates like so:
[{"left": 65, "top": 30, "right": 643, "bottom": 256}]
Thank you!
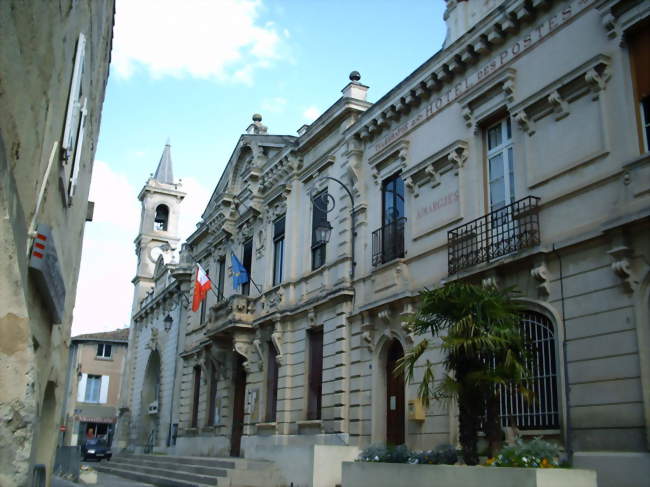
[{"left": 192, "top": 264, "right": 211, "bottom": 312}]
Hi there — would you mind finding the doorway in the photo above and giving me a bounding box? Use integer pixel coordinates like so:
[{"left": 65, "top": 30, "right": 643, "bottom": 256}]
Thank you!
[
  {"left": 230, "top": 355, "right": 246, "bottom": 457},
  {"left": 386, "top": 340, "right": 405, "bottom": 445}
]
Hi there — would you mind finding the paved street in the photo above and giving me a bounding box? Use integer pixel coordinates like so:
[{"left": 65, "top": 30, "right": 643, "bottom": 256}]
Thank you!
[{"left": 54, "top": 467, "right": 153, "bottom": 487}]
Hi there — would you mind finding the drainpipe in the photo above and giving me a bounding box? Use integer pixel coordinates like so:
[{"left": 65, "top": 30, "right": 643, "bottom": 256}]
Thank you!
[
  {"left": 552, "top": 243, "right": 573, "bottom": 464},
  {"left": 167, "top": 286, "right": 184, "bottom": 447}
]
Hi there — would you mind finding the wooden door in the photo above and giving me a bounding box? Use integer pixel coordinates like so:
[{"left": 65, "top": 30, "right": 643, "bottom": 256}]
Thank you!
[
  {"left": 230, "top": 355, "right": 246, "bottom": 457},
  {"left": 386, "top": 340, "right": 405, "bottom": 445}
]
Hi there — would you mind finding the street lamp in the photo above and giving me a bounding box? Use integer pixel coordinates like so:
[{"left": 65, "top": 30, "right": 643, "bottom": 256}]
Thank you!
[
  {"left": 163, "top": 313, "right": 173, "bottom": 331},
  {"left": 314, "top": 220, "right": 333, "bottom": 246},
  {"left": 311, "top": 176, "right": 356, "bottom": 280}
]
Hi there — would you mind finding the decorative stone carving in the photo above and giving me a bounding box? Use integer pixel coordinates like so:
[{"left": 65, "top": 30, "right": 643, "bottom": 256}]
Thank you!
[
  {"left": 530, "top": 260, "right": 551, "bottom": 299},
  {"left": 461, "top": 106, "right": 473, "bottom": 128},
  {"left": 448, "top": 146, "right": 468, "bottom": 175},
  {"left": 585, "top": 67, "right": 610, "bottom": 100},
  {"left": 400, "top": 303, "right": 415, "bottom": 344},
  {"left": 547, "top": 90, "right": 569, "bottom": 120},
  {"left": 146, "top": 328, "right": 159, "bottom": 351},
  {"left": 513, "top": 111, "right": 535, "bottom": 136},
  {"left": 307, "top": 308, "right": 317, "bottom": 328},
  {"left": 377, "top": 308, "right": 392, "bottom": 324},
  {"left": 271, "top": 319, "right": 284, "bottom": 365},
  {"left": 608, "top": 245, "right": 636, "bottom": 294},
  {"left": 481, "top": 270, "right": 499, "bottom": 288},
  {"left": 503, "top": 77, "right": 515, "bottom": 103},
  {"left": 360, "top": 312, "right": 374, "bottom": 352}
]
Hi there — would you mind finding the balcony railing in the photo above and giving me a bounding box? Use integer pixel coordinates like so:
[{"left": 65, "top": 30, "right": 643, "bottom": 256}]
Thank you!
[
  {"left": 448, "top": 196, "right": 540, "bottom": 275},
  {"left": 372, "top": 217, "right": 407, "bottom": 266}
]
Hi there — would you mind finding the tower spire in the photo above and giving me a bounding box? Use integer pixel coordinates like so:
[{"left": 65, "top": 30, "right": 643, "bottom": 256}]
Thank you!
[{"left": 153, "top": 139, "right": 174, "bottom": 184}]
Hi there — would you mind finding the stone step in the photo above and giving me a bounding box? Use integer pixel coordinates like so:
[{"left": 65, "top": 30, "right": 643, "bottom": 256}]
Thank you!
[
  {"left": 119, "top": 454, "right": 236, "bottom": 470},
  {"left": 92, "top": 463, "right": 215, "bottom": 487},
  {"left": 97, "top": 460, "right": 223, "bottom": 486},
  {"left": 110, "top": 457, "right": 229, "bottom": 478}
]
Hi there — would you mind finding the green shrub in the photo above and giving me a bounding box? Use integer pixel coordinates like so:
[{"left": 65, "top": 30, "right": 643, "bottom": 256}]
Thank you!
[
  {"left": 357, "top": 443, "right": 458, "bottom": 465},
  {"left": 357, "top": 444, "right": 411, "bottom": 463},
  {"left": 486, "top": 437, "right": 562, "bottom": 468}
]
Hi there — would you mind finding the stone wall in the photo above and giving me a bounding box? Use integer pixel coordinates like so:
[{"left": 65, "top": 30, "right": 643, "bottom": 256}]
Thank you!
[{"left": 0, "top": 1, "right": 114, "bottom": 485}]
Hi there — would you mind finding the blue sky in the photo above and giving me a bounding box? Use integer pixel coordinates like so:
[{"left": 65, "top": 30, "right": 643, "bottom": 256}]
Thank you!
[{"left": 72, "top": 0, "right": 448, "bottom": 335}]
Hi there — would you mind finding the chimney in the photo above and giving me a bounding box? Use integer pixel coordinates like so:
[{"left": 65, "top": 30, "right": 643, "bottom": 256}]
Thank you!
[{"left": 341, "top": 71, "right": 368, "bottom": 101}]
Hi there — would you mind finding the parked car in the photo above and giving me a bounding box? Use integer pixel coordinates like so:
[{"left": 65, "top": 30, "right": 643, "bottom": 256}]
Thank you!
[{"left": 81, "top": 438, "right": 112, "bottom": 461}]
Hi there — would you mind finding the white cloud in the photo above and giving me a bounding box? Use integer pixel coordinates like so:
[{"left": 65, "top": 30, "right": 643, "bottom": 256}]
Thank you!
[
  {"left": 112, "top": 0, "right": 289, "bottom": 83},
  {"left": 72, "top": 161, "right": 210, "bottom": 336},
  {"left": 261, "top": 96, "right": 287, "bottom": 113},
  {"left": 303, "top": 106, "right": 320, "bottom": 122}
]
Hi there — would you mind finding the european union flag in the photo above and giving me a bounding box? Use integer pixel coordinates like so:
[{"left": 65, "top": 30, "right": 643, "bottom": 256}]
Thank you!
[{"left": 231, "top": 252, "right": 249, "bottom": 290}]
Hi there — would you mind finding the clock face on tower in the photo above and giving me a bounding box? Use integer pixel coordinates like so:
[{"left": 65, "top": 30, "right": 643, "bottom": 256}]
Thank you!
[{"left": 149, "top": 245, "right": 163, "bottom": 263}]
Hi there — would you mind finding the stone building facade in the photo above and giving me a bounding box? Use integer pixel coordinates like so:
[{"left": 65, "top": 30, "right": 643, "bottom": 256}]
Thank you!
[
  {"left": 0, "top": 2, "right": 114, "bottom": 486},
  {"left": 123, "top": 1, "right": 649, "bottom": 486},
  {"left": 60, "top": 329, "right": 129, "bottom": 448}
]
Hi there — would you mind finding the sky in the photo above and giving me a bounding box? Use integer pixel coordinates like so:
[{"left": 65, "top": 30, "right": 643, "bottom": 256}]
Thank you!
[{"left": 72, "top": 0, "right": 448, "bottom": 336}]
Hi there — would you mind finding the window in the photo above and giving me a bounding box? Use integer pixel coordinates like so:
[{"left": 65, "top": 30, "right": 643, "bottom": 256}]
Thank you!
[
  {"left": 628, "top": 24, "right": 650, "bottom": 152},
  {"left": 191, "top": 366, "right": 201, "bottom": 428},
  {"left": 217, "top": 257, "right": 226, "bottom": 300},
  {"left": 487, "top": 117, "right": 514, "bottom": 213},
  {"left": 373, "top": 174, "right": 406, "bottom": 265},
  {"left": 241, "top": 239, "right": 253, "bottom": 296},
  {"left": 265, "top": 341, "right": 279, "bottom": 422},
  {"left": 273, "top": 217, "right": 285, "bottom": 286},
  {"left": 498, "top": 311, "right": 559, "bottom": 429},
  {"left": 85, "top": 375, "right": 101, "bottom": 403},
  {"left": 307, "top": 328, "right": 323, "bottom": 420},
  {"left": 96, "top": 343, "right": 112, "bottom": 359},
  {"left": 154, "top": 204, "right": 169, "bottom": 231},
  {"left": 311, "top": 191, "right": 328, "bottom": 271}
]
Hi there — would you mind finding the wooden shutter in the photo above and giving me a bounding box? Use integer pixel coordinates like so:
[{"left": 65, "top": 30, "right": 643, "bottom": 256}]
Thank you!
[
  {"left": 77, "top": 373, "right": 87, "bottom": 402},
  {"left": 99, "top": 375, "right": 110, "bottom": 404},
  {"left": 629, "top": 25, "right": 650, "bottom": 100}
]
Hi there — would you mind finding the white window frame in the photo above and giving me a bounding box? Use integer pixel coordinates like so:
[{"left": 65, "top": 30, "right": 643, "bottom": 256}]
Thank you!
[
  {"left": 486, "top": 117, "right": 514, "bottom": 212},
  {"left": 641, "top": 96, "right": 650, "bottom": 153},
  {"left": 96, "top": 343, "right": 112, "bottom": 359},
  {"left": 84, "top": 374, "right": 101, "bottom": 403}
]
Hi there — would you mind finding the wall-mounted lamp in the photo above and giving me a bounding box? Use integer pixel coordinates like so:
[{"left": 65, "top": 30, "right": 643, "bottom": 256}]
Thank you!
[
  {"left": 314, "top": 221, "right": 333, "bottom": 246},
  {"left": 163, "top": 314, "right": 173, "bottom": 331}
]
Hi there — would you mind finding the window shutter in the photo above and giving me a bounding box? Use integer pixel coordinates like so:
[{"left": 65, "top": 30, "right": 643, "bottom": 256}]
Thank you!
[
  {"left": 68, "top": 97, "right": 87, "bottom": 201},
  {"left": 77, "top": 373, "right": 87, "bottom": 402},
  {"left": 99, "top": 375, "right": 109, "bottom": 404},
  {"left": 62, "top": 33, "right": 86, "bottom": 158}
]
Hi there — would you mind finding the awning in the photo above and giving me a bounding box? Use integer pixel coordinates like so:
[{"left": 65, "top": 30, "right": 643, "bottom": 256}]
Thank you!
[{"left": 74, "top": 404, "right": 117, "bottom": 424}]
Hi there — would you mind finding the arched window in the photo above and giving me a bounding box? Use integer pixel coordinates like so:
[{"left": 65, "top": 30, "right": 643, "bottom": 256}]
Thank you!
[
  {"left": 499, "top": 311, "right": 559, "bottom": 429},
  {"left": 154, "top": 204, "right": 169, "bottom": 231}
]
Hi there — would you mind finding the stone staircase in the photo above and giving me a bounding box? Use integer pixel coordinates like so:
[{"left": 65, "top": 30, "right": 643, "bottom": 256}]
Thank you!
[{"left": 92, "top": 453, "right": 285, "bottom": 487}]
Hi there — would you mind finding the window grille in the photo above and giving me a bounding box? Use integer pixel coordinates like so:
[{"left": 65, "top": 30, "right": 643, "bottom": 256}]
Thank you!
[{"left": 498, "top": 311, "right": 559, "bottom": 429}]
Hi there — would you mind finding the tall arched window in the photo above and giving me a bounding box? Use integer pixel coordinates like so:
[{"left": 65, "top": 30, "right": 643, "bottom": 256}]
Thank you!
[
  {"left": 499, "top": 311, "right": 559, "bottom": 429},
  {"left": 154, "top": 204, "right": 169, "bottom": 231}
]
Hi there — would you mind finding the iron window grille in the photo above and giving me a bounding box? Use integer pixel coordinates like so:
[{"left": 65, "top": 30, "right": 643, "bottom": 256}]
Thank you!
[
  {"left": 448, "top": 196, "right": 540, "bottom": 275},
  {"left": 372, "top": 217, "right": 407, "bottom": 266},
  {"left": 498, "top": 311, "right": 559, "bottom": 430}
]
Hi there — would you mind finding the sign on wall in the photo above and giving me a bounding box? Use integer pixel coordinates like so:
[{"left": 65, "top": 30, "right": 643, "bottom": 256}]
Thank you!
[{"left": 28, "top": 223, "right": 66, "bottom": 323}]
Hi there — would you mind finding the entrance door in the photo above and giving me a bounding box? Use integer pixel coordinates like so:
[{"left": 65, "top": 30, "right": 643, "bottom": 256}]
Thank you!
[
  {"left": 230, "top": 355, "right": 246, "bottom": 457},
  {"left": 386, "top": 340, "right": 405, "bottom": 445}
]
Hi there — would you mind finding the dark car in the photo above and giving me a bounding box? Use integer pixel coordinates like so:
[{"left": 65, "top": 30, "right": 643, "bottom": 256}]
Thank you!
[{"left": 81, "top": 438, "right": 112, "bottom": 461}]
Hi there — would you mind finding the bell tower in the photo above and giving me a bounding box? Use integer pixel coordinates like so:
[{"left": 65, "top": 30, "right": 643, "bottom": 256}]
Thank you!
[{"left": 131, "top": 141, "right": 186, "bottom": 312}]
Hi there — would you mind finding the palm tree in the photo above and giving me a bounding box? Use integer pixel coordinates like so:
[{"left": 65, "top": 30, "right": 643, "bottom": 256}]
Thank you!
[{"left": 396, "top": 282, "right": 529, "bottom": 465}]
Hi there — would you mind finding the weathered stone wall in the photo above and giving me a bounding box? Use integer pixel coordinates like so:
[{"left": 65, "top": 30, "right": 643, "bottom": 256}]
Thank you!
[{"left": 0, "top": 1, "right": 114, "bottom": 485}]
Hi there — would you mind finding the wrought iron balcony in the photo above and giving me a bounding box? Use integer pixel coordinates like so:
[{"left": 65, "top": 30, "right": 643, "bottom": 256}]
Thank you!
[
  {"left": 372, "top": 217, "right": 407, "bottom": 266},
  {"left": 448, "top": 196, "right": 540, "bottom": 275}
]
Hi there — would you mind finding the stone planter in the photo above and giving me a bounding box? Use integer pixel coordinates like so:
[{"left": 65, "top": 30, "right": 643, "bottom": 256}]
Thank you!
[{"left": 341, "top": 462, "right": 597, "bottom": 487}]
